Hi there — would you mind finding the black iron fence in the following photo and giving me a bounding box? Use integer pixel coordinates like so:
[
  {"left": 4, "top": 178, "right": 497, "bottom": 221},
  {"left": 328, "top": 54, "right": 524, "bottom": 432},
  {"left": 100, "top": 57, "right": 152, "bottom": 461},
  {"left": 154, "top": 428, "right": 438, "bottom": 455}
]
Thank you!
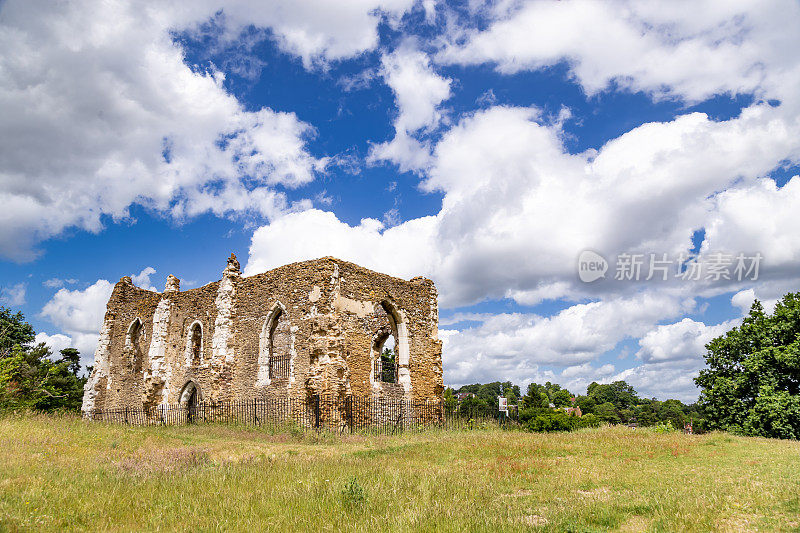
[
  {"left": 374, "top": 356, "right": 397, "bottom": 384},
  {"left": 87, "top": 396, "right": 517, "bottom": 434},
  {"left": 269, "top": 354, "right": 290, "bottom": 380}
]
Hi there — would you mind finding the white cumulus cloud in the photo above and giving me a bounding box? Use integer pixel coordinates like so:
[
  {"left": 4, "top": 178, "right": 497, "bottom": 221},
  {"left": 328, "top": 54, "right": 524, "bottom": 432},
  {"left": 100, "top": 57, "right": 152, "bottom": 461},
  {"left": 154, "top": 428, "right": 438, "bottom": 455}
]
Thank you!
[
  {"left": 635, "top": 318, "right": 735, "bottom": 365},
  {"left": 131, "top": 267, "right": 158, "bottom": 292},
  {"left": 0, "top": 282, "right": 26, "bottom": 306},
  {"left": 0, "top": 0, "right": 362, "bottom": 260},
  {"left": 369, "top": 44, "right": 453, "bottom": 172},
  {"left": 244, "top": 208, "right": 439, "bottom": 281},
  {"left": 440, "top": 292, "right": 691, "bottom": 386},
  {"left": 180, "top": 0, "right": 419, "bottom": 68},
  {"left": 438, "top": 0, "right": 800, "bottom": 104},
  {"left": 34, "top": 332, "right": 74, "bottom": 356}
]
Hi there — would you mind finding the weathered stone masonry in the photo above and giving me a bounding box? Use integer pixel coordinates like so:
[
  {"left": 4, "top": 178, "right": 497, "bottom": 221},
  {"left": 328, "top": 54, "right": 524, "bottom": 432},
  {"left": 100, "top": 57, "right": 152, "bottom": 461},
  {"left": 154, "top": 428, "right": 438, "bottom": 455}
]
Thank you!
[{"left": 82, "top": 255, "right": 444, "bottom": 415}]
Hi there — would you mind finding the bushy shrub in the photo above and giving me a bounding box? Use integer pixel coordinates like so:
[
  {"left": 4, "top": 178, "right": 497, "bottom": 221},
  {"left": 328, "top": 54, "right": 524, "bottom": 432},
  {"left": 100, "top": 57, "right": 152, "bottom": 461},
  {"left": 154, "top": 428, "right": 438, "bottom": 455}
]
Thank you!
[
  {"left": 520, "top": 407, "right": 601, "bottom": 433},
  {"left": 341, "top": 477, "right": 367, "bottom": 509},
  {"left": 522, "top": 409, "right": 577, "bottom": 432},
  {"left": 577, "top": 413, "right": 600, "bottom": 428},
  {"left": 653, "top": 421, "right": 676, "bottom": 433}
]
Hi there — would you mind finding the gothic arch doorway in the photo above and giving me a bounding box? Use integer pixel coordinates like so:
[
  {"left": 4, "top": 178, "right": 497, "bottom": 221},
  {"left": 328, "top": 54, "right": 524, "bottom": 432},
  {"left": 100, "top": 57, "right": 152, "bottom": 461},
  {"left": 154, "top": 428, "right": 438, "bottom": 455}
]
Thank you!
[{"left": 179, "top": 381, "right": 201, "bottom": 422}]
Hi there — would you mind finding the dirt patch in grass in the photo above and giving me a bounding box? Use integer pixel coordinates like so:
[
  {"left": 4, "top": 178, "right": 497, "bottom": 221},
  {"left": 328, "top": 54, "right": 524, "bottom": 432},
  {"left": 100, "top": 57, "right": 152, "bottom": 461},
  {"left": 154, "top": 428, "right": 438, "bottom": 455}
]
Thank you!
[
  {"left": 576, "top": 486, "right": 612, "bottom": 501},
  {"left": 517, "top": 514, "right": 548, "bottom": 527},
  {"left": 718, "top": 513, "right": 761, "bottom": 532},
  {"left": 618, "top": 515, "right": 651, "bottom": 532},
  {"left": 117, "top": 447, "right": 210, "bottom": 475},
  {"left": 504, "top": 488, "right": 534, "bottom": 497}
]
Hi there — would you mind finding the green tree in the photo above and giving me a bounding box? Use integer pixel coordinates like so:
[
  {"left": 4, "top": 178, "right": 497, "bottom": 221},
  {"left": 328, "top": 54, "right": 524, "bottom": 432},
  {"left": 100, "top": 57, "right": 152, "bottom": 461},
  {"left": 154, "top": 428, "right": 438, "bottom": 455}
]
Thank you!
[
  {"left": 0, "top": 307, "right": 35, "bottom": 357},
  {"left": 0, "top": 308, "right": 86, "bottom": 413},
  {"left": 657, "top": 399, "right": 687, "bottom": 429},
  {"left": 543, "top": 382, "right": 574, "bottom": 405},
  {"left": 522, "top": 383, "right": 549, "bottom": 408},
  {"left": 379, "top": 348, "right": 396, "bottom": 383},
  {"left": 634, "top": 399, "right": 658, "bottom": 426},
  {"left": 456, "top": 381, "right": 519, "bottom": 410},
  {"left": 587, "top": 380, "right": 639, "bottom": 410},
  {"left": 459, "top": 394, "right": 489, "bottom": 416},
  {"left": 578, "top": 413, "right": 600, "bottom": 428},
  {"left": 575, "top": 395, "right": 596, "bottom": 415},
  {"left": 619, "top": 408, "right": 637, "bottom": 424},
  {"left": 594, "top": 402, "right": 620, "bottom": 424},
  {"left": 506, "top": 387, "right": 518, "bottom": 405},
  {"left": 443, "top": 387, "right": 458, "bottom": 411},
  {"left": 550, "top": 388, "right": 572, "bottom": 407},
  {"left": 695, "top": 295, "right": 800, "bottom": 439},
  {"left": 59, "top": 348, "right": 81, "bottom": 376},
  {"left": 0, "top": 344, "right": 87, "bottom": 412}
]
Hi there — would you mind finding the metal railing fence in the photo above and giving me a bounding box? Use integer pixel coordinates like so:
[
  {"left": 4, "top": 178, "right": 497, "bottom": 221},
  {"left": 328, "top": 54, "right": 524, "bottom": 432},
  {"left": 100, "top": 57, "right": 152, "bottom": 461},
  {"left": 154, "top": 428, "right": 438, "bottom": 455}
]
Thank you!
[{"left": 87, "top": 396, "right": 517, "bottom": 434}]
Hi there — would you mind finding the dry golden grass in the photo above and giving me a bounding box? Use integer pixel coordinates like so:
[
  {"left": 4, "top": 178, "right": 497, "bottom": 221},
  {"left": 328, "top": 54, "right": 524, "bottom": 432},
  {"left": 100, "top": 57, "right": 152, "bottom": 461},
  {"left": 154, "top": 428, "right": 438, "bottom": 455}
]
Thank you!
[{"left": 1, "top": 413, "right": 798, "bottom": 532}]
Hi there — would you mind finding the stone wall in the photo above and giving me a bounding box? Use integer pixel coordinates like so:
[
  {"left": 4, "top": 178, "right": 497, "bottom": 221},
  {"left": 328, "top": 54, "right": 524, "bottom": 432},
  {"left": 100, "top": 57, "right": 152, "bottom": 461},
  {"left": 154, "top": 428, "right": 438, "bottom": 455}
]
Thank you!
[{"left": 82, "top": 255, "right": 443, "bottom": 416}]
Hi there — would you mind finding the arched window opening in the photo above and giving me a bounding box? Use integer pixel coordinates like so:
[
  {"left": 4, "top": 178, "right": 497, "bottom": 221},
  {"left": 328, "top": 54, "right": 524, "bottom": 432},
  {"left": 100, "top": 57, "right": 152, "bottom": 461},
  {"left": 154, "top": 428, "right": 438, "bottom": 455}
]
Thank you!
[
  {"left": 268, "top": 308, "right": 291, "bottom": 380},
  {"left": 188, "top": 322, "right": 202, "bottom": 365},
  {"left": 373, "top": 302, "right": 399, "bottom": 384},
  {"left": 126, "top": 318, "right": 144, "bottom": 372}
]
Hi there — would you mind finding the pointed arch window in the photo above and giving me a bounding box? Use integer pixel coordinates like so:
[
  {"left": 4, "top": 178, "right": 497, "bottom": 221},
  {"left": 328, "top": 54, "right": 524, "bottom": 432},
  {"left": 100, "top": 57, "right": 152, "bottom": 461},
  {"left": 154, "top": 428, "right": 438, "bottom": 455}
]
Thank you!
[
  {"left": 126, "top": 318, "right": 144, "bottom": 372},
  {"left": 185, "top": 321, "right": 203, "bottom": 366},
  {"left": 259, "top": 303, "right": 292, "bottom": 385},
  {"left": 268, "top": 308, "right": 290, "bottom": 380}
]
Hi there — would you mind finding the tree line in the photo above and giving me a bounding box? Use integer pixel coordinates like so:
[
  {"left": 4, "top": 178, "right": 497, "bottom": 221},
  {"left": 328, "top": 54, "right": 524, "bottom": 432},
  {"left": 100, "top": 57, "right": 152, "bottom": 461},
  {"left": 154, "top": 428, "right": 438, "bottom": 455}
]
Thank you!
[{"left": 445, "top": 379, "right": 705, "bottom": 433}]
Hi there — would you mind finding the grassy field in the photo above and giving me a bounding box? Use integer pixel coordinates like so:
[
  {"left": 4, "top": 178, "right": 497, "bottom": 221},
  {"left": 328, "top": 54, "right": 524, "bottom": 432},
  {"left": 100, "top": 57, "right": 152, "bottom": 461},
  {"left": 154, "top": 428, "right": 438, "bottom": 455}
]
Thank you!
[{"left": 1, "top": 415, "right": 798, "bottom": 532}]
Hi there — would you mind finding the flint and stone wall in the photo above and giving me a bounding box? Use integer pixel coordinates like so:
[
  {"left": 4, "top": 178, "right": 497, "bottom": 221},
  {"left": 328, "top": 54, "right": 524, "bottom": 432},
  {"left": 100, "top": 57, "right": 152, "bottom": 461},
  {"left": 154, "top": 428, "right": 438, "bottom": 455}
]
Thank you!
[{"left": 82, "top": 256, "right": 443, "bottom": 416}]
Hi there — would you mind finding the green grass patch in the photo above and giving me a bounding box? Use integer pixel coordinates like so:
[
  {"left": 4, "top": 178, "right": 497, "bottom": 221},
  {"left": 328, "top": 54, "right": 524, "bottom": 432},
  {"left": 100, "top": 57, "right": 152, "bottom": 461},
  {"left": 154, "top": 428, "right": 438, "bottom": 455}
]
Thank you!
[{"left": 1, "top": 413, "right": 798, "bottom": 532}]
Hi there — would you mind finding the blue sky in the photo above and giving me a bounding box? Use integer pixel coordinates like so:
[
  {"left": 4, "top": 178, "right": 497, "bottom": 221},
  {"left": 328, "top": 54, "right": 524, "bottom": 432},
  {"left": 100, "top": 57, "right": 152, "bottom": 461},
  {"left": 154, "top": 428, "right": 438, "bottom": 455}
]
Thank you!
[{"left": 2, "top": 0, "right": 800, "bottom": 402}]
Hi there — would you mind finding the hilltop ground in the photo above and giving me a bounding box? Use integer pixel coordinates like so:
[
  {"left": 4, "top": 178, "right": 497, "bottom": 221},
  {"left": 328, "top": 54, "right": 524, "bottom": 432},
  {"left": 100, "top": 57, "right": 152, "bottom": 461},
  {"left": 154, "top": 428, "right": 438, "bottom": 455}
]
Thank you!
[{"left": 1, "top": 415, "right": 798, "bottom": 532}]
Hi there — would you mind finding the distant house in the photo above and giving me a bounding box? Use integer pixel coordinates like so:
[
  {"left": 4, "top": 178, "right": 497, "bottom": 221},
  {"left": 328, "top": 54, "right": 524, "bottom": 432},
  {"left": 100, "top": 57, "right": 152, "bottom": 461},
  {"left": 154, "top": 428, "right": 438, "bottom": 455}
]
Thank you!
[
  {"left": 564, "top": 406, "right": 582, "bottom": 417},
  {"left": 455, "top": 392, "right": 476, "bottom": 402}
]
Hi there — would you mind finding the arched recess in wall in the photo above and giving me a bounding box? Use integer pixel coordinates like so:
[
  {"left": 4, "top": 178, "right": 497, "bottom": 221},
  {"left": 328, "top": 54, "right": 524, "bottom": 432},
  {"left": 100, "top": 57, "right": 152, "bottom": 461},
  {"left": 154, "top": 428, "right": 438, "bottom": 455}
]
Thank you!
[
  {"left": 179, "top": 380, "right": 201, "bottom": 421},
  {"left": 258, "top": 302, "right": 292, "bottom": 385},
  {"left": 179, "top": 380, "right": 201, "bottom": 405},
  {"left": 184, "top": 321, "right": 203, "bottom": 366},
  {"left": 371, "top": 300, "right": 410, "bottom": 387},
  {"left": 125, "top": 318, "right": 144, "bottom": 373}
]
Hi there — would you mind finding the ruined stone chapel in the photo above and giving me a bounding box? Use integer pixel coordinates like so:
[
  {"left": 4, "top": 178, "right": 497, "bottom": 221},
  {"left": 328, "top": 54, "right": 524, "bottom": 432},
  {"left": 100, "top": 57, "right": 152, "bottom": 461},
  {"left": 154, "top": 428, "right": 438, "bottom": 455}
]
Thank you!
[{"left": 82, "top": 255, "right": 444, "bottom": 416}]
